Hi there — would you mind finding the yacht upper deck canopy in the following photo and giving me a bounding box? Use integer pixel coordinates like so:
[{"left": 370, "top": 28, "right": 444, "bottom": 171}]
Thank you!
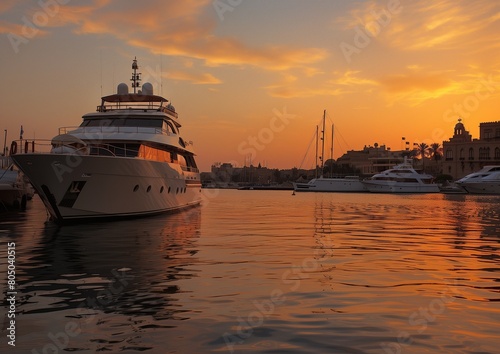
[{"left": 102, "top": 93, "right": 167, "bottom": 103}]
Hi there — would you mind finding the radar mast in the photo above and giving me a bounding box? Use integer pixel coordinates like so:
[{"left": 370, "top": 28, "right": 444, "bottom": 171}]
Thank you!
[{"left": 131, "top": 57, "right": 141, "bottom": 94}]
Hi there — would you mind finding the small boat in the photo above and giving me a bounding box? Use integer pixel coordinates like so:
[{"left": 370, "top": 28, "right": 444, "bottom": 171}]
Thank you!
[
  {"left": 455, "top": 166, "right": 500, "bottom": 194},
  {"left": 0, "top": 157, "right": 31, "bottom": 209},
  {"left": 362, "top": 158, "right": 439, "bottom": 193},
  {"left": 293, "top": 176, "right": 366, "bottom": 192},
  {"left": 11, "top": 58, "right": 202, "bottom": 222},
  {"left": 438, "top": 181, "right": 467, "bottom": 194}
]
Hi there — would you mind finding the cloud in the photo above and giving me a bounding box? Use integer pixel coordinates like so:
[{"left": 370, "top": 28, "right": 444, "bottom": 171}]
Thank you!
[
  {"left": 0, "top": 0, "right": 18, "bottom": 14},
  {"left": 2, "top": 0, "right": 327, "bottom": 72},
  {"left": 339, "top": 0, "right": 500, "bottom": 52},
  {"left": 376, "top": 68, "right": 500, "bottom": 106},
  {"left": 379, "top": 72, "right": 451, "bottom": 93},
  {"left": 264, "top": 71, "right": 356, "bottom": 98},
  {"left": 332, "top": 70, "right": 378, "bottom": 87},
  {"left": 166, "top": 70, "right": 221, "bottom": 85}
]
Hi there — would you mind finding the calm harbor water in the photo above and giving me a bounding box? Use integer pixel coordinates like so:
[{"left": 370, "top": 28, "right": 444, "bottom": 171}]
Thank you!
[{"left": 1, "top": 190, "right": 499, "bottom": 353}]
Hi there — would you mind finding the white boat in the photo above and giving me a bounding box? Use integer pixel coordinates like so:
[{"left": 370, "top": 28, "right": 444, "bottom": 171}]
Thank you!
[
  {"left": 0, "top": 168, "right": 23, "bottom": 209},
  {"left": 362, "top": 159, "right": 439, "bottom": 193},
  {"left": 293, "top": 110, "right": 366, "bottom": 193},
  {"left": 455, "top": 166, "right": 500, "bottom": 194},
  {"left": 0, "top": 156, "right": 34, "bottom": 209},
  {"left": 293, "top": 176, "right": 366, "bottom": 192},
  {"left": 11, "top": 58, "right": 201, "bottom": 222}
]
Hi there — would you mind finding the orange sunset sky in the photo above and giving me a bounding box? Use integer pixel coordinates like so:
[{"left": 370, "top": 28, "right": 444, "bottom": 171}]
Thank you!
[{"left": 1, "top": 0, "right": 499, "bottom": 171}]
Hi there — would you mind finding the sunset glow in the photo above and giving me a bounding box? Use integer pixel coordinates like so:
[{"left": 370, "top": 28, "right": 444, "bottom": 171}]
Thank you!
[{"left": 1, "top": 0, "right": 499, "bottom": 171}]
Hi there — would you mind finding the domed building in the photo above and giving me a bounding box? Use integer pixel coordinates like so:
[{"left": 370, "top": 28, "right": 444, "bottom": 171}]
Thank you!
[{"left": 442, "top": 119, "right": 500, "bottom": 179}]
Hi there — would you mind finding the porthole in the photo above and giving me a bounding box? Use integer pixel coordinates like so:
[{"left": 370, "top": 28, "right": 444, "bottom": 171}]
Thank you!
[
  {"left": 184, "top": 187, "right": 186, "bottom": 193},
  {"left": 147, "top": 185, "right": 151, "bottom": 192},
  {"left": 133, "top": 185, "right": 139, "bottom": 192},
  {"left": 160, "top": 186, "right": 164, "bottom": 193},
  {"left": 168, "top": 186, "right": 171, "bottom": 193},
  {"left": 176, "top": 187, "right": 179, "bottom": 194}
]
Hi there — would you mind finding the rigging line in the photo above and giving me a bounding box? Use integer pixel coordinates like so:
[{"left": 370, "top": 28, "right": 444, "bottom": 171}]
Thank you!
[
  {"left": 0, "top": 163, "right": 14, "bottom": 180},
  {"left": 298, "top": 127, "right": 317, "bottom": 170},
  {"left": 334, "top": 124, "right": 351, "bottom": 156}
]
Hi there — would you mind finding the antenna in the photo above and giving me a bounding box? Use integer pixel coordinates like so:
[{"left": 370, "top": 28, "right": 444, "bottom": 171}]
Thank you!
[
  {"left": 100, "top": 50, "right": 103, "bottom": 96},
  {"left": 160, "top": 52, "right": 163, "bottom": 96},
  {"left": 131, "top": 57, "right": 141, "bottom": 93}
]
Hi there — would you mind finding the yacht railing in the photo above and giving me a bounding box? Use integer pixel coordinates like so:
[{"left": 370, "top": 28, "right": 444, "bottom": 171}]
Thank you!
[
  {"left": 96, "top": 103, "right": 179, "bottom": 118},
  {"left": 181, "top": 165, "right": 200, "bottom": 173},
  {"left": 58, "top": 126, "right": 173, "bottom": 136},
  {"left": 8, "top": 140, "right": 200, "bottom": 173},
  {"left": 8, "top": 140, "right": 139, "bottom": 157}
]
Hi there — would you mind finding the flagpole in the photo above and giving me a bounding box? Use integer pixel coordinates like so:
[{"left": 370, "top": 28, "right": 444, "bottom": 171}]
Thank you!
[
  {"left": 3, "top": 129, "right": 6, "bottom": 157},
  {"left": 20, "top": 125, "right": 23, "bottom": 153}
]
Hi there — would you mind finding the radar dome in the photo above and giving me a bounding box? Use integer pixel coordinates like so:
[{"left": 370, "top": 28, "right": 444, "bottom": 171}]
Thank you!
[
  {"left": 117, "top": 83, "right": 129, "bottom": 95},
  {"left": 142, "top": 82, "right": 153, "bottom": 95}
]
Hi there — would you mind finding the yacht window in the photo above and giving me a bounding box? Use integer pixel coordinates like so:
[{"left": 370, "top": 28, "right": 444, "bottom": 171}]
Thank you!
[
  {"left": 106, "top": 143, "right": 140, "bottom": 157},
  {"left": 178, "top": 154, "right": 187, "bottom": 168},
  {"left": 82, "top": 118, "right": 163, "bottom": 128},
  {"left": 163, "top": 121, "right": 177, "bottom": 134}
]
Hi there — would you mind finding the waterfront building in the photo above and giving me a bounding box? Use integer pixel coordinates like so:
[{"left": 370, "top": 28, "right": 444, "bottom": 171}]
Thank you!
[{"left": 442, "top": 119, "right": 500, "bottom": 179}]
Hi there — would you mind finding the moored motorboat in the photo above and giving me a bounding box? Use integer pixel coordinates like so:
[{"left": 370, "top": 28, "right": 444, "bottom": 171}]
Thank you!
[
  {"left": 455, "top": 166, "right": 500, "bottom": 194},
  {"left": 362, "top": 159, "right": 439, "bottom": 193},
  {"left": 293, "top": 176, "right": 366, "bottom": 192},
  {"left": 11, "top": 58, "right": 202, "bottom": 222}
]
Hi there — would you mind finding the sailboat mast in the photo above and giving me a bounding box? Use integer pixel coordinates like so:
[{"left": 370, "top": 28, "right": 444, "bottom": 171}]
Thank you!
[
  {"left": 330, "top": 124, "right": 334, "bottom": 177},
  {"left": 315, "top": 125, "right": 319, "bottom": 178},
  {"left": 320, "top": 109, "right": 326, "bottom": 177}
]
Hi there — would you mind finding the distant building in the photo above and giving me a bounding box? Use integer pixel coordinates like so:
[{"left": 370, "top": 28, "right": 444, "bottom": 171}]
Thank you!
[
  {"left": 202, "top": 162, "right": 310, "bottom": 186},
  {"left": 442, "top": 119, "right": 500, "bottom": 179},
  {"left": 337, "top": 144, "right": 404, "bottom": 175}
]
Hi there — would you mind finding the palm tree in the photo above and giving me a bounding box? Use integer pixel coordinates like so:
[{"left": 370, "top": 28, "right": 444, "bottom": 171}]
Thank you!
[
  {"left": 429, "top": 143, "right": 442, "bottom": 162},
  {"left": 415, "top": 143, "right": 429, "bottom": 171}
]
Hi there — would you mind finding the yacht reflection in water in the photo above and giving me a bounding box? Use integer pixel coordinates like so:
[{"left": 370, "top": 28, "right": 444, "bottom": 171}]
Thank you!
[{"left": 16, "top": 208, "right": 201, "bottom": 324}]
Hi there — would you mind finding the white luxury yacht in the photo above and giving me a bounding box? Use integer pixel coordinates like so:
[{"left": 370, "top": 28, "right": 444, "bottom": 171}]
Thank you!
[
  {"left": 362, "top": 158, "right": 439, "bottom": 193},
  {"left": 455, "top": 166, "right": 500, "bottom": 194},
  {"left": 12, "top": 58, "right": 201, "bottom": 222}
]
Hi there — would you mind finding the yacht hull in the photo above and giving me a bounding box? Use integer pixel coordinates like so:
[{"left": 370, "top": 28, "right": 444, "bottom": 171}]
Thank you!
[
  {"left": 293, "top": 178, "right": 366, "bottom": 192},
  {"left": 12, "top": 153, "right": 201, "bottom": 222},
  {"left": 458, "top": 183, "right": 500, "bottom": 195},
  {"left": 362, "top": 180, "right": 440, "bottom": 193}
]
